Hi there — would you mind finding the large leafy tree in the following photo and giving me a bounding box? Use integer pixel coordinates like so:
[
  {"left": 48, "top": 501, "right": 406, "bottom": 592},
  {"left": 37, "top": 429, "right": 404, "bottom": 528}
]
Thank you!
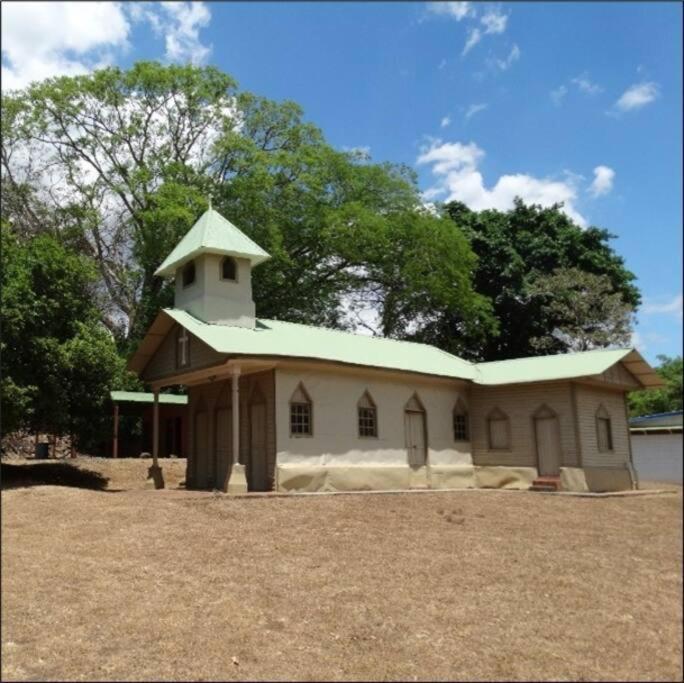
[
  {"left": 628, "top": 355, "right": 683, "bottom": 417},
  {"left": 527, "top": 268, "right": 634, "bottom": 352},
  {"left": 2, "top": 62, "right": 494, "bottom": 356},
  {"left": 444, "top": 200, "right": 640, "bottom": 360},
  {"left": 0, "top": 222, "right": 137, "bottom": 450}
]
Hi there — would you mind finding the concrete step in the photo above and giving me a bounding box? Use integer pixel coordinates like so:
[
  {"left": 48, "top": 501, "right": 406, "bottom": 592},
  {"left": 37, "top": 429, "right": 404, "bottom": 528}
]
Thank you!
[{"left": 530, "top": 476, "right": 561, "bottom": 492}]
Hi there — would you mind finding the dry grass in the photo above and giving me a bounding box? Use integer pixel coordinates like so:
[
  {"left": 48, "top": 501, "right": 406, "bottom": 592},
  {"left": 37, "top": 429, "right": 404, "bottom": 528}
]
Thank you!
[{"left": 2, "top": 458, "right": 682, "bottom": 682}]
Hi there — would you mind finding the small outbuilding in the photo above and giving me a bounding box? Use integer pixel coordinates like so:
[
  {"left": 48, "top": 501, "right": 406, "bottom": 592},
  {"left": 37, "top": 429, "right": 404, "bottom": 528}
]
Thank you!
[
  {"left": 109, "top": 391, "right": 188, "bottom": 459},
  {"left": 630, "top": 411, "right": 683, "bottom": 484}
]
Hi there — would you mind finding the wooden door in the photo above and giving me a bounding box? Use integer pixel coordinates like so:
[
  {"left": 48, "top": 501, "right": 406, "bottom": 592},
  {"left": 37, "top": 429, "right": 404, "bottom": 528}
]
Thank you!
[
  {"left": 194, "top": 411, "right": 210, "bottom": 488},
  {"left": 249, "top": 402, "right": 268, "bottom": 491},
  {"left": 405, "top": 410, "right": 427, "bottom": 467},
  {"left": 215, "top": 408, "right": 231, "bottom": 491},
  {"left": 535, "top": 416, "right": 561, "bottom": 476}
]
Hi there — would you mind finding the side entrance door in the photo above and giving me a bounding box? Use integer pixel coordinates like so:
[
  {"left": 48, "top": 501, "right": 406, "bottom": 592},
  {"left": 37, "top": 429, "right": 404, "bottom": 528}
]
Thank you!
[
  {"left": 535, "top": 415, "right": 561, "bottom": 476},
  {"left": 405, "top": 410, "right": 427, "bottom": 467}
]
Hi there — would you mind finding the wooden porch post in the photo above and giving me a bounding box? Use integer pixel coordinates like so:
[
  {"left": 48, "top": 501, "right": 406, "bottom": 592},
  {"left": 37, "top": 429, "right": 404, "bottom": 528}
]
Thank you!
[
  {"left": 224, "top": 365, "right": 247, "bottom": 494},
  {"left": 152, "top": 390, "right": 159, "bottom": 468},
  {"left": 113, "top": 403, "right": 119, "bottom": 459},
  {"left": 232, "top": 367, "right": 240, "bottom": 467},
  {"left": 148, "top": 390, "right": 165, "bottom": 489}
]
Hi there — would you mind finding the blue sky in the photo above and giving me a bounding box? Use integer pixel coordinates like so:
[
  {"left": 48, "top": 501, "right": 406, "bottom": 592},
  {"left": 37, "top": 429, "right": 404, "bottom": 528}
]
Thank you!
[{"left": 2, "top": 1, "right": 681, "bottom": 363}]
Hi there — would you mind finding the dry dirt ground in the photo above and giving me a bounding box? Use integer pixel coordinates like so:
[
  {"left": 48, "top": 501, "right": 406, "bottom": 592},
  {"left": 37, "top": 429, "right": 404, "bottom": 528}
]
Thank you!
[{"left": 2, "top": 458, "right": 682, "bottom": 682}]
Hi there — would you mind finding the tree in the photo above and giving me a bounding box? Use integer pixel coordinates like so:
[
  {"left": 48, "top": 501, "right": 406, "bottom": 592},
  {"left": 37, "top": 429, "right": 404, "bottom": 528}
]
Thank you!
[
  {"left": 527, "top": 268, "right": 634, "bottom": 352},
  {"left": 0, "top": 222, "right": 137, "bottom": 450},
  {"left": 628, "top": 355, "right": 683, "bottom": 417},
  {"left": 2, "top": 62, "right": 494, "bottom": 356},
  {"left": 444, "top": 199, "right": 640, "bottom": 360}
]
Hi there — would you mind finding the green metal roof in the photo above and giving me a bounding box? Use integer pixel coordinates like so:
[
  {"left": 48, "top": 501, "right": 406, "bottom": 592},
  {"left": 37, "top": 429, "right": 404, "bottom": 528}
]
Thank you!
[
  {"left": 155, "top": 208, "right": 270, "bottom": 277},
  {"left": 128, "top": 309, "right": 662, "bottom": 389},
  {"left": 476, "top": 347, "right": 636, "bottom": 385},
  {"left": 162, "top": 308, "right": 478, "bottom": 380},
  {"left": 110, "top": 391, "right": 188, "bottom": 405}
]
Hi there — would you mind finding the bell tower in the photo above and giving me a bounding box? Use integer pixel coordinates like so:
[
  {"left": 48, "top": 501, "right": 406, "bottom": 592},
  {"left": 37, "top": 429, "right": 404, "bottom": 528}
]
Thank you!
[{"left": 155, "top": 205, "right": 270, "bottom": 327}]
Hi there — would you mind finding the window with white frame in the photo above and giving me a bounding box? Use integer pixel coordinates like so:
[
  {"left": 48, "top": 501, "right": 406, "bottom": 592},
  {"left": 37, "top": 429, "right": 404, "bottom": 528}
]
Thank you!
[
  {"left": 596, "top": 405, "right": 613, "bottom": 452},
  {"left": 358, "top": 391, "right": 378, "bottom": 437},
  {"left": 453, "top": 398, "right": 469, "bottom": 441},
  {"left": 290, "top": 384, "right": 312, "bottom": 436},
  {"left": 487, "top": 407, "right": 510, "bottom": 450}
]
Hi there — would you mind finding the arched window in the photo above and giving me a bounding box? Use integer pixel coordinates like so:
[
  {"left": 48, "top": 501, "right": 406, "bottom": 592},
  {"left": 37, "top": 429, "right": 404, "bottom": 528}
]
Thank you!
[
  {"left": 453, "top": 398, "right": 469, "bottom": 441},
  {"left": 182, "top": 260, "right": 196, "bottom": 288},
  {"left": 595, "top": 405, "right": 613, "bottom": 452},
  {"left": 358, "top": 391, "right": 378, "bottom": 438},
  {"left": 221, "top": 256, "right": 237, "bottom": 281},
  {"left": 290, "top": 383, "right": 312, "bottom": 436},
  {"left": 487, "top": 407, "right": 510, "bottom": 450}
]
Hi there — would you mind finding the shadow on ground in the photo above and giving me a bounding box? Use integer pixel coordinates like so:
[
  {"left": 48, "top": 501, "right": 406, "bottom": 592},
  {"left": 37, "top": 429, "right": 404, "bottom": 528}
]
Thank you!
[{"left": 1, "top": 462, "right": 110, "bottom": 491}]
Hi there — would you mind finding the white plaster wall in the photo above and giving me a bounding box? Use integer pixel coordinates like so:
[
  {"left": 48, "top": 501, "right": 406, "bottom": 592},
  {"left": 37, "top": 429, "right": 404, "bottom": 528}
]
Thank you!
[
  {"left": 174, "top": 254, "right": 255, "bottom": 326},
  {"left": 631, "top": 433, "right": 683, "bottom": 483},
  {"left": 275, "top": 366, "right": 472, "bottom": 467}
]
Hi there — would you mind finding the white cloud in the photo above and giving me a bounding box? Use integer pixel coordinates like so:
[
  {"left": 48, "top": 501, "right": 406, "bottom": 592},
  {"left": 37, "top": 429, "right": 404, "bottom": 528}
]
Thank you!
[
  {"left": 642, "top": 294, "right": 683, "bottom": 319},
  {"left": 550, "top": 85, "right": 568, "bottom": 106},
  {"left": 462, "top": 28, "right": 482, "bottom": 55},
  {"left": 465, "top": 103, "right": 487, "bottom": 120},
  {"left": 571, "top": 73, "right": 603, "bottom": 94},
  {"left": 440, "top": 116, "right": 451, "bottom": 128},
  {"left": 459, "top": 6, "right": 508, "bottom": 56},
  {"left": 614, "top": 81, "right": 659, "bottom": 112},
  {"left": 589, "top": 165, "right": 615, "bottom": 198},
  {"left": 438, "top": 58, "right": 448, "bottom": 70},
  {"left": 416, "top": 140, "right": 485, "bottom": 174},
  {"left": 427, "top": 2, "right": 474, "bottom": 21},
  {"left": 480, "top": 8, "right": 508, "bottom": 35},
  {"left": 493, "top": 44, "right": 520, "bottom": 71},
  {"left": 417, "top": 138, "right": 588, "bottom": 226},
  {"left": 1, "top": 1, "right": 130, "bottom": 90},
  {"left": 1, "top": 1, "right": 213, "bottom": 91},
  {"left": 132, "top": 2, "right": 212, "bottom": 64}
]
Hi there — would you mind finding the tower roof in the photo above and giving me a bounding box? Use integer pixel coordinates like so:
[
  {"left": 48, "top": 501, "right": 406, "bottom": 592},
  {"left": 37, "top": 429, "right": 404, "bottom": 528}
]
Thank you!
[{"left": 155, "top": 208, "right": 270, "bottom": 277}]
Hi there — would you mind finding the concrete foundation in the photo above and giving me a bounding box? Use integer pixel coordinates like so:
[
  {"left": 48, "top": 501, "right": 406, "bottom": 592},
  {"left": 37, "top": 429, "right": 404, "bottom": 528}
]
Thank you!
[
  {"left": 225, "top": 463, "right": 248, "bottom": 494},
  {"left": 473, "top": 466, "right": 537, "bottom": 490}
]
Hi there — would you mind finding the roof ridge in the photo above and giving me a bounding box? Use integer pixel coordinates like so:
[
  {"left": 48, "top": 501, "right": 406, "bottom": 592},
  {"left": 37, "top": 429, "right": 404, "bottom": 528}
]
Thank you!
[
  {"left": 476, "top": 347, "right": 631, "bottom": 366},
  {"left": 258, "top": 317, "right": 472, "bottom": 363},
  {"left": 207, "top": 208, "right": 269, "bottom": 254}
]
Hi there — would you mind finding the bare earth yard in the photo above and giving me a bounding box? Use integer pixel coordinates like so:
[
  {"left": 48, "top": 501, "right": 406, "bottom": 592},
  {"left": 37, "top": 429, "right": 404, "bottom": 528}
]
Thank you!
[{"left": 2, "top": 457, "right": 682, "bottom": 682}]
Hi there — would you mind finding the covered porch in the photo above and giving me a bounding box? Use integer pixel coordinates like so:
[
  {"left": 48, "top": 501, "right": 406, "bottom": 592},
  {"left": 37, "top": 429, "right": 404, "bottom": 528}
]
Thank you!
[{"left": 146, "top": 359, "right": 276, "bottom": 493}]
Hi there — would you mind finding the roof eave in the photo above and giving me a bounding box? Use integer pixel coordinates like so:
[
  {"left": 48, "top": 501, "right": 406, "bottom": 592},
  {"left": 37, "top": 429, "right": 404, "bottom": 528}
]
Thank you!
[{"left": 154, "top": 247, "right": 271, "bottom": 278}]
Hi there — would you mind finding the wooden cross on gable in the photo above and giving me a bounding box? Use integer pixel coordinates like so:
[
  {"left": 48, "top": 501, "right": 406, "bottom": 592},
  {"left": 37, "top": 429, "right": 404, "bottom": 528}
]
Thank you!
[{"left": 178, "top": 327, "right": 189, "bottom": 366}]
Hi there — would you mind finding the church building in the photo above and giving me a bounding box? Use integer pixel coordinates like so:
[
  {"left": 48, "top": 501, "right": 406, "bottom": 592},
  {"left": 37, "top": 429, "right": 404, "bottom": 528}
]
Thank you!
[{"left": 128, "top": 207, "right": 663, "bottom": 493}]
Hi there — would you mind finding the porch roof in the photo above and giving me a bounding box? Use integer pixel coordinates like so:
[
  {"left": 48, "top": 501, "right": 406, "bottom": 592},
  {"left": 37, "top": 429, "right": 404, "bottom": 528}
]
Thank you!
[{"left": 110, "top": 391, "right": 188, "bottom": 405}]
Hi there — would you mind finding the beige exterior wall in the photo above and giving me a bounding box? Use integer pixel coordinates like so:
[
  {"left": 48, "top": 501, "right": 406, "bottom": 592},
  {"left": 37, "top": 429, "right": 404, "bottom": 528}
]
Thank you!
[
  {"left": 274, "top": 365, "right": 472, "bottom": 468},
  {"left": 186, "top": 370, "right": 276, "bottom": 491},
  {"left": 595, "top": 362, "right": 641, "bottom": 390},
  {"left": 469, "top": 382, "right": 579, "bottom": 469},
  {"left": 575, "top": 384, "right": 631, "bottom": 468},
  {"left": 174, "top": 254, "right": 255, "bottom": 327},
  {"left": 142, "top": 323, "right": 224, "bottom": 382}
]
